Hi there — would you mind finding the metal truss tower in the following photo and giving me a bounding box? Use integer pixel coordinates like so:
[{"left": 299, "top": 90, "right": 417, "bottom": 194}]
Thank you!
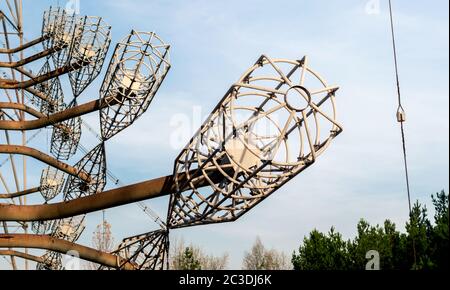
[
  {"left": 0, "top": 0, "right": 26, "bottom": 270},
  {"left": 0, "top": 2, "right": 342, "bottom": 270}
]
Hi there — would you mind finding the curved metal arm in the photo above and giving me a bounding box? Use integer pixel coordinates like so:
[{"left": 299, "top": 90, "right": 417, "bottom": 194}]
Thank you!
[
  {"left": 0, "top": 102, "right": 43, "bottom": 117},
  {"left": 0, "top": 45, "right": 65, "bottom": 68},
  {"left": 25, "top": 87, "right": 58, "bottom": 105},
  {"left": 0, "top": 145, "right": 91, "bottom": 182},
  {"left": 0, "top": 234, "right": 136, "bottom": 270},
  {"left": 0, "top": 186, "right": 40, "bottom": 199},
  {"left": 0, "top": 249, "right": 46, "bottom": 264},
  {"left": 13, "top": 67, "right": 61, "bottom": 107},
  {"left": 0, "top": 98, "right": 117, "bottom": 130},
  {"left": 13, "top": 67, "right": 66, "bottom": 107},
  {"left": 0, "top": 36, "right": 48, "bottom": 54},
  {"left": 0, "top": 60, "right": 87, "bottom": 89},
  {"left": 0, "top": 102, "right": 76, "bottom": 139},
  {"left": 0, "top": 169, "right": 217, "bottom": 221}
]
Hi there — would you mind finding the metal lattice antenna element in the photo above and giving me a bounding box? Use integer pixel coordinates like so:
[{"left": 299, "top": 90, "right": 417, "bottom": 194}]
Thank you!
[
  {"left": 36, "top": 251, "right": 63, "bottom": 270},
  {"left": 42, "top": 6, "right": 112, "bottom": 97},
  {"left": 68, "top": 16, "right": 112, "bottom": 97},
  {"left": 42, "top": 7, "right": 78, "bottom": 67},
  {"left": 31, "top": 220, "right": 53, "bottom": 235},
  {"left": 39, "top": 166, "right": 65, "bottom": 202},
  {"left": 32, "top": 59, "right": 65, "bottom": 115},
  {"left": 50, "top": 215, "right": 86, "bottom": 243},
  {"left": 33, "top": 216, "right": 86, "bottom": 270},
  {"left": 63, "top": 142, "right": 107, "bottom": 201},
  {"left": 99, "top": 230, "right": 169, "bottom": 270},
  {"left": 50, "top": 102, "right": 82, "bottom": 160},
  {"left": 42, "top": 7, "right": 62, "bottom": 49},
  {"left": 168, "top": 55, "right": 343, "bottom": 228},
  {"left": 78, "top": 127, "right": 166, "bottom": 229},
  {"left": 99, "top": 30, "right": 170, "bottom": 140}
]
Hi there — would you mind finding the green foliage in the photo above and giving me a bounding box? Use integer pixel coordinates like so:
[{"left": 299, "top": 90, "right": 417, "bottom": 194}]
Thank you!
[
  {"left": 177, "top": 247, "right": 202, "bottom": 270},
  {"left": 292, "top": 227, "right": 352, "bottom": 270},
  {"left": 429, "top": 190, "right": 449, "bottom": 269},
  {"left": 348, "top": 219, "right": 404, "bottom": 270},
  {"left": 170, "top": 239, "right": 229, "bottom": 270},
  {"left": 292, "top": 191, "right": 449, "bottom": 270},
  {"left": 405, "top": 202, "right": 433, "bottom": 269}
]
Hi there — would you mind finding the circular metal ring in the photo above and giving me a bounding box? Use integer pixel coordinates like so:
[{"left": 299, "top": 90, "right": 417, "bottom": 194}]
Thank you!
[{"left": 284, "top": 85, "right": 311, "bottom": 112}]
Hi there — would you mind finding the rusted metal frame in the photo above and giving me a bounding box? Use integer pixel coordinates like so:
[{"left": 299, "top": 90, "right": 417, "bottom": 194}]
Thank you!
[
  {"left": 200, "top": 160, "right": 272, "bottom": 223},
  {"left": 0, "top": 129, "right": 45, "bottom": 171},
  {"left": 0, "top": 249, "right": 46, "bottom": 264},
  {"left": 1, "top": 89, "right": 21, "bottom": 119},
  {"left": 0, "top": 98, "right": 82, "bottom": 163},
  {"left": 0, "top": 101, "right": 42, "bottom": 117},
  {"left": 215, "top": 113, "right": 339, "bottom": 227},
  {"left": 0, "top": 35, "right": 48, "bottom": 54},
  {"left": 13, "top": 67, "right": 62, "bottom": 109},
  {"left": 1, "top": 14, "right": 21, "bottom": 105},
  {"left": 0, "top": 234, "right": 136, "bottom": 270},
  {"left": 252, "top": 58, "right": 302, "bottom": 114},
  {"left": 13, "top": 0, "right": 22, "bottom": 32},
  {"left": 0, "top": 145, "right": 91, "bottom": 182},
  {"left": 115, "top": 236, "right": 161, "bottom": 269},
  {"left": 7, "top": 102, "right": 80, "bottom": 149},
  {"left": 0, "top": 9, "right": 18, "bottom": 31},
  {"left": 0, "top": 44, "right": 65, "bottom": 68},
  {"left": 0, "top": 170, "right": 215, "bottom": 222},
  {"left": 13, "top": 65, "right": 31, "bottom": 78},
  {"left": 0, "top": 172, "right": 15, "bottom": 205},
  {"left": 0, "top": 110, "right": 15, "bottom": 121},
  {"left": 167, "top": 56, "right": 343, "bottom": 229},
  {"left": 2, "top": 125, "right": 22, "bottom": 200},
  {"left": 3, "top": 1, "right": 17, "bottom": 25},
  {"left": 166, "top": 147, "right": 222, "bottom": 220},
  {"left": 15, "top": 6, "right": 26, "bottom": 244},
  {"left": 99, "top": 32, "right": 170, "bottom": 140},
  {"left": 114, "top": 230, "right": 168, "bottom": 270},
  {"left": 173, "top": 161, "right": 316, "bottom": 230},
  {"left": 1, "top": 221, "right": 17, "bottom": 269},
  {"left": 24, "top": 87, "right": 58, "bottom": 106},
  {"left": 0, "top": 130, "right": 18, "bottom": 272},
  {"left": 0, "top": 186, "right": 39, "bottom": 199},
  {"left": 0, "top": 10, "right": 23, "bottom": 268},
  {"left": 137, "top": 232, "right": 168, "bottom": 270},
  {"left": 0, "top": 59, "right": 88, "bottom": 89},
  {"left": 0, "top": 98, "right": 115, "bottom": 130},
  {"left": 12, "top": 3, "right": 31, "bottom": 268}
]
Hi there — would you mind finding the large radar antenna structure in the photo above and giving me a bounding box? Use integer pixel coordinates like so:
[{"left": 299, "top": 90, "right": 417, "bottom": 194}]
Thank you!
[{"left": 0, "top": 3, "right": 342, "bottom": 270}]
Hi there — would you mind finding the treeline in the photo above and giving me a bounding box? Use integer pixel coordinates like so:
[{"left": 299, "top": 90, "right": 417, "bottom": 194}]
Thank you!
[
  {"left": 170, "top": 190, "right": 448, "bottom": 270},
  {"left": 292, "top": 190, "right": 449, "bottom": 270},
  {"left": 169, "top": 237, "right": 291, "bottom": 270}
]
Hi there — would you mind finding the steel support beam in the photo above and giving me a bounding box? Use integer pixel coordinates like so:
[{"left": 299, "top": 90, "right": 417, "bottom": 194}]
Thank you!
[
  {"left": 0, "top": 35, "right": 48, "bottom": 54},
  {"left": 0, "top": 234, "right": 136, "bottom": 270},
  {"left": 0, "top": 170, "right": 215, "bottom": 221},
  {"left": 0, "top": 145, "right": 91, "bottom": 182},
  {"left": 0, "top": 98, "right": 108, "bottom": 130},
  {"left": 0, "top": 45, "right": 64, "bottom": 68},
  {"left": 0, "top": 60, "right": 87, "bottom": 89},
  {"left": 0, "top": 186, "right": 39, "bottom": 199},
  {"left": 0, "top": 249, "right": 45, "bottom": 264}
]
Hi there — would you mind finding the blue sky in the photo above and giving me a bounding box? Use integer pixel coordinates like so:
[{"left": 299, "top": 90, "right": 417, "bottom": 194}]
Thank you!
[{"left": 1, "top": 0, "right": 448, "bottom": 269}]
